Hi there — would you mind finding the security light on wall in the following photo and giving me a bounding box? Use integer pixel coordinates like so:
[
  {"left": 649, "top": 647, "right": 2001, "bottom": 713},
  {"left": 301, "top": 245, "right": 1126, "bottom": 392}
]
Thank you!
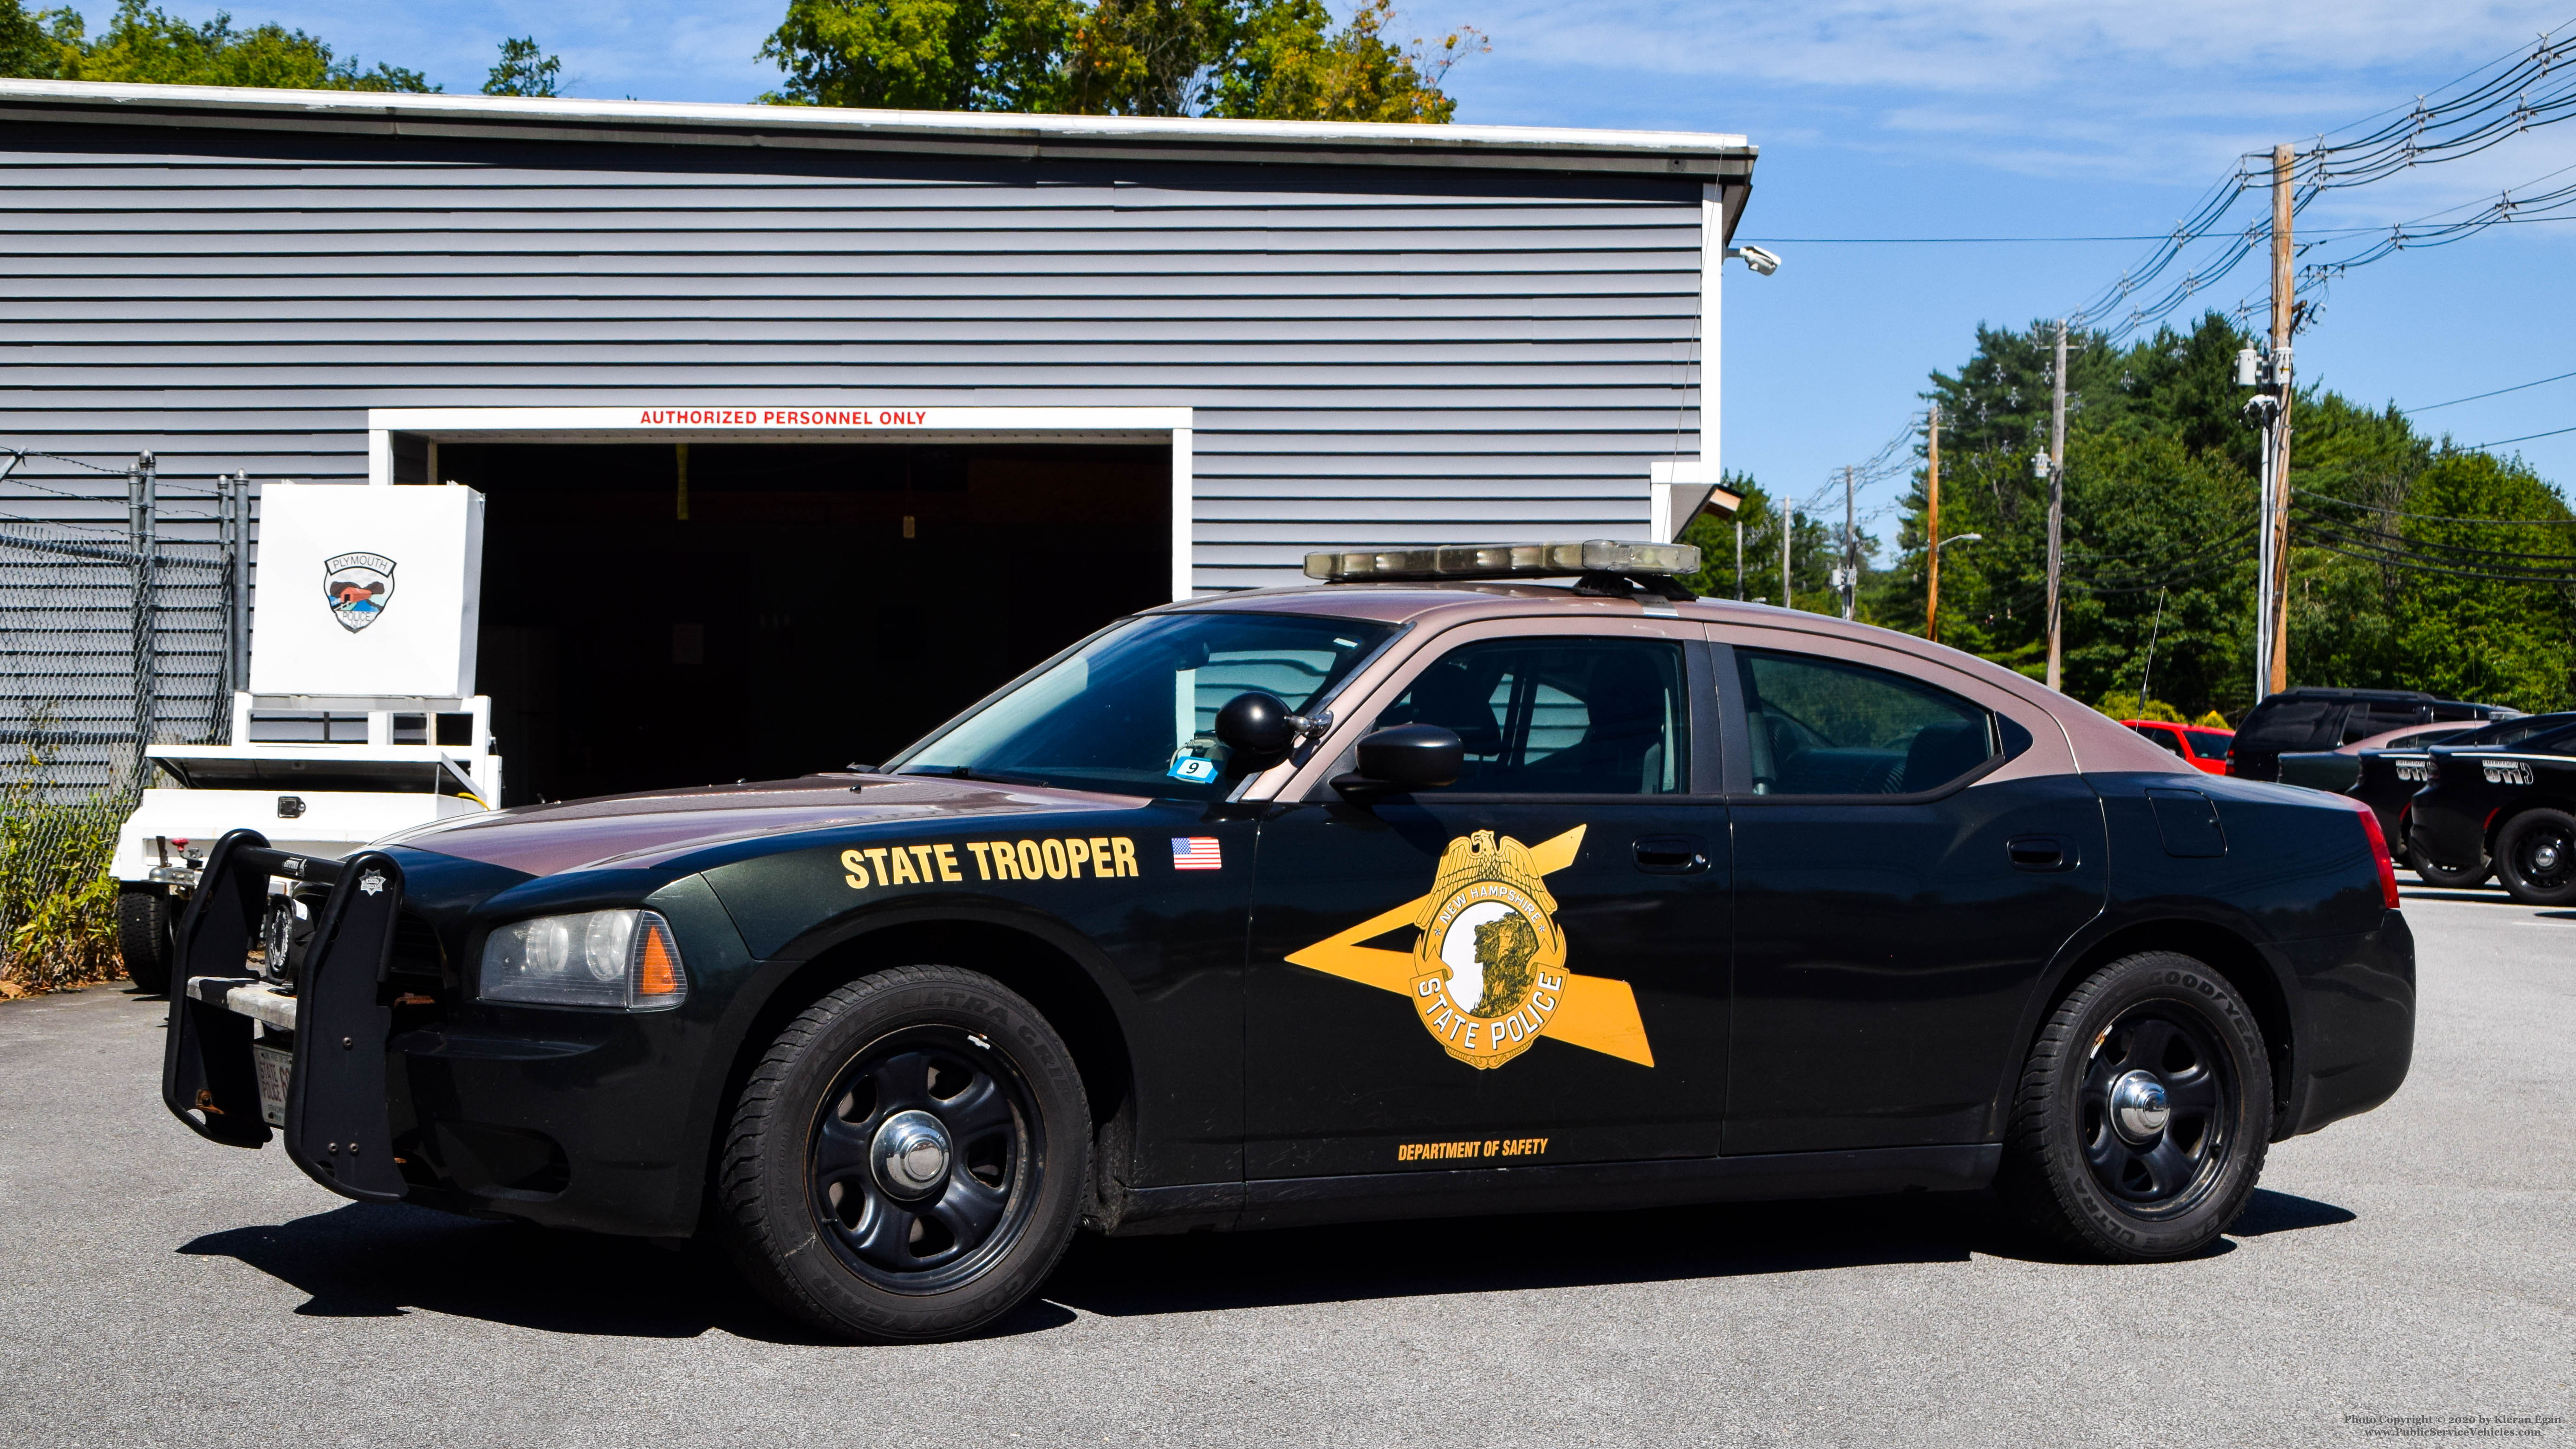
[{"left": 1726, "top": 245, "right": 1782, "bottom": 275}]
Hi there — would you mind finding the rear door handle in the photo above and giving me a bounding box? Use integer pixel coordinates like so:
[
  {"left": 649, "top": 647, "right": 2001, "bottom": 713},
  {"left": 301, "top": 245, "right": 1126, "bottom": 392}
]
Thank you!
[
  {"left": 1633, "top": 835, "right": 1711, "bottom": 874},
  {"left": 2008, "top": 835, "right": 2069, "bottom": 871}
]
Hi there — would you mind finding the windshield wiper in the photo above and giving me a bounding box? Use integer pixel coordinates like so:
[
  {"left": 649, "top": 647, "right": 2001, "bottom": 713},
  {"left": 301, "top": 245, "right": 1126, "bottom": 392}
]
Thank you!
[{"left": 898, "top": 766, "right": 1052, "bottom": 788}]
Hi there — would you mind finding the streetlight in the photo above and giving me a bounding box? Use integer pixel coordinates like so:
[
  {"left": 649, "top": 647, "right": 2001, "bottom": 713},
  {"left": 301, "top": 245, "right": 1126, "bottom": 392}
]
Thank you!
[{"left": 1934, "top": 533, "right": 1984, "bottom": 551}]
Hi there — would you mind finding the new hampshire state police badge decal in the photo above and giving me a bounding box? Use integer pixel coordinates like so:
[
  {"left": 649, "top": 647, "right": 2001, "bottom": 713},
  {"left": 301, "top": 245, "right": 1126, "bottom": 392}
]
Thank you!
[
  {"left": 1409, "top": 830, "right": 1567, "bottom": 1069},
  {"left": 1286, "top": 824, "right": 1655, "bottom": 1071}
]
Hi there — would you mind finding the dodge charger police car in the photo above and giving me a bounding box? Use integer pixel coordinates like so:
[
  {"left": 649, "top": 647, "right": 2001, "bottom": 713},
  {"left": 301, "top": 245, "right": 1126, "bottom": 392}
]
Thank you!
[{"left": 161, "top": 541, "right": 2415, "bottom": 1343}]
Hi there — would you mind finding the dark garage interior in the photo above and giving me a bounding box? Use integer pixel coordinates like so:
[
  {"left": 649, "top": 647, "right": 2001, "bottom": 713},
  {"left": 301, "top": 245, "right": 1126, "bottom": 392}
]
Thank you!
[{"left": 436, "top": 441, "right": 1171, "bottom": 806}]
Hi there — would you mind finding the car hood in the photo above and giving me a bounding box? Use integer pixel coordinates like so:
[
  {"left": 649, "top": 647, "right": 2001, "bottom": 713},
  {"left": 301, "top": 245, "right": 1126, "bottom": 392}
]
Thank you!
[{"left": 376, "top": 774, "right": 1151, "bottom": 877}]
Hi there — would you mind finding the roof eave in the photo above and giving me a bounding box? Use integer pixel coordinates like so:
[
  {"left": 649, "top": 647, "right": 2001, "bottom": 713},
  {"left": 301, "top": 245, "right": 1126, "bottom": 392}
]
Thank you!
[{"left": 0, "top": 78, "right": 1756, "bottom": 177}]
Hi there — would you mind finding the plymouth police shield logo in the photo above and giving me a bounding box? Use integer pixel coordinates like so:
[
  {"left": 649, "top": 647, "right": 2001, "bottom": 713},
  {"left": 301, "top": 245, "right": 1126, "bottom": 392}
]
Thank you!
[{"left": 323, "top": 552, "right": 396, "bottom": 632}]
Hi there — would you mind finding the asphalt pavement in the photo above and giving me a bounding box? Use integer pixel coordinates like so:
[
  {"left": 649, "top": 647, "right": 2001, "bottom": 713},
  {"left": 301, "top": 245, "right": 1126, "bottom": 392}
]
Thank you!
[{"left": 2, "top": 887, "right": 2569, "bottom": 1448}]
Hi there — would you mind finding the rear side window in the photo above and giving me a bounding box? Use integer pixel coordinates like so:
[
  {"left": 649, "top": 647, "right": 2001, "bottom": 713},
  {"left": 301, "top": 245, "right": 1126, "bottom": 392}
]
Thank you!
[
  {"left": 2237, "top": 700, "right": 2343, "bottom": 752},
  {"left": 2185, "top": 730, "right": 2233, "bottom": 760},
  {"left": 2129, "top": 724, "right": 2186, "bottom": 757},
  {"left": 2349, "top": 706, "right": 2426, "bottom": 743},
  {"left": 1735, "top": 650, "right": 1997, "bottom": 795}
]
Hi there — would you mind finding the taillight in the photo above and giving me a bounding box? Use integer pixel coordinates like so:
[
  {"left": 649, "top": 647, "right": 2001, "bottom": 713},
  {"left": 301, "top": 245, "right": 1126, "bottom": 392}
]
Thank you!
[{"left": 2350, "top": 802, "right": 2401, "bottom": 910}]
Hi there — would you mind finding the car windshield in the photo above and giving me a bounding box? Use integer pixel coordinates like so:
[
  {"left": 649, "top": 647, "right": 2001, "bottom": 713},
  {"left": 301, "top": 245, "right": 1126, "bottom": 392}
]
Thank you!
[
  {"left": 890, "top": 611, "right": 1396, "bottom": 799},
  {"left": 2185, "top": 730, "right": 2232, "bottom": 760}
]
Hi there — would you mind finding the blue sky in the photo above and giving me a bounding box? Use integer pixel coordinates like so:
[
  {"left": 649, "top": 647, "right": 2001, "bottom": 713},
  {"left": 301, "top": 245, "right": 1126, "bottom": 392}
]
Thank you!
[{"left": 60, "top": 1, "right": 2576, "bottom": 529}]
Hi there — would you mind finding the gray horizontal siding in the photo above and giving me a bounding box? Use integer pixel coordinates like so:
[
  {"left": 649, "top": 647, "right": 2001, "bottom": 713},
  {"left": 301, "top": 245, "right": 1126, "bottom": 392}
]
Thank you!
[{"left": 0, "top": 124, "right": 1708, "bottom": 602}]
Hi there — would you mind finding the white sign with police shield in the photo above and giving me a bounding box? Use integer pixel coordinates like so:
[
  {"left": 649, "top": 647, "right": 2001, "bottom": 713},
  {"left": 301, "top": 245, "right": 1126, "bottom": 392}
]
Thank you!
[{"left": 247, "top": 482, "right": 485, "bottom": 699}]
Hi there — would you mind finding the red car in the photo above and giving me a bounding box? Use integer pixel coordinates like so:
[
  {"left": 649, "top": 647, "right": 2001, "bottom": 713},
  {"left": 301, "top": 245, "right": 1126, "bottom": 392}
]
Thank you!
[{"left": 2124, "top": 719, "right": 2233, "bottom": 775}]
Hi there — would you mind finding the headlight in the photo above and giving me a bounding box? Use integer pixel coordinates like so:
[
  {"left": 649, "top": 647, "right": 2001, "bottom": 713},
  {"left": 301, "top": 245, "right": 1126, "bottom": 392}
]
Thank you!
[{"left": 479, "top": 909, "right": 687, "bottom": 1010}]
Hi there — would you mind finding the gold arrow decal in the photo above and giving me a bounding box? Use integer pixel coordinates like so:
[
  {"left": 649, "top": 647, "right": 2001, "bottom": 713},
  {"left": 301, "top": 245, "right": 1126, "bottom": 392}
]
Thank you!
[{"left": 1283, "top": 824, "right": 1654, "bottom": 1068}]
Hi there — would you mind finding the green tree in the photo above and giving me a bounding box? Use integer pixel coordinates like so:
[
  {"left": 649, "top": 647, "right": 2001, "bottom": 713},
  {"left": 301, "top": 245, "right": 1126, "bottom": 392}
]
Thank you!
[
  {"left": 758, "top": 0, "right": 1482, "bottom": 119},
  {"left": 0, "top": 0, "right": 70, "bottom": 78},
  {"left": 1678, "top": 473, "right": 1839, "bottom": 611},
  {"left": 484, "top": 35, "right": 560, "bottom": 97},
  {"left": 1880, "top": 310, "right": 2576, "bottom": 718},
  {"left": 9, "top": 0, "right": 435, "bottom": 90}
]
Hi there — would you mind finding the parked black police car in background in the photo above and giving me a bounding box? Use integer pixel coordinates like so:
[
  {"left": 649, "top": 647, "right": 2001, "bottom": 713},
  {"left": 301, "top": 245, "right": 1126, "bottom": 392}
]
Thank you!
[
  {"left": 159, "top": 542, "right": 2417, "bottom": 1343},
  {"left": 2407, "top": 714, "right": 2576, "bottom": 905},
  {"left": 2282, "top": 713, "right": 2576, "bottom": 890},
  {"left": 2228, "top": 687, "right": 2519, "bottom": 783}
]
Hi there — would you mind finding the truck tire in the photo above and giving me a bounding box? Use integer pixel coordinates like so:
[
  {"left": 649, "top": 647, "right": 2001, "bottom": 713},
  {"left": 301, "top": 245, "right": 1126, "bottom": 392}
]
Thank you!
[
  {"left": 1997, "top": 951, "right": 2272, "bottom": 1261},
  {"left": 2494, "top": 808, "right": 2576, "bottom": 907},
  {"left": 2407, "top": 846, "right": 2491, "bottom": 890},
  {"left": 118, "top": 886, "right": 174, "bottom": 995},
  {"left": 716, "top": 965, "right": 1091, "bottom": 1343}
]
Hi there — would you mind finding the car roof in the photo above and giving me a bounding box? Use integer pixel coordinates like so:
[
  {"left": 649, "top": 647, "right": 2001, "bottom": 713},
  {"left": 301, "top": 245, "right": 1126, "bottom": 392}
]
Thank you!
[{"left": 1161, "top": 581, "right": 2172, "bottom": 773}]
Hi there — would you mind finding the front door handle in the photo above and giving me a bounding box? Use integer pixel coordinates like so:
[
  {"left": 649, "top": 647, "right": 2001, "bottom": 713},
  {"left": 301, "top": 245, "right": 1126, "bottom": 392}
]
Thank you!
[
  {"left": 2008, "top": 835, "right": 2069, "bottom": 871},
  {"left": 1633, "top": 835, "right": 1711, "bottom": 875}
]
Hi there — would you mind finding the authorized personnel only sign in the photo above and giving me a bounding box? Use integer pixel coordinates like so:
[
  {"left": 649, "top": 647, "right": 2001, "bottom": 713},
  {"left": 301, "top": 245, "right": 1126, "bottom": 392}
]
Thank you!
[{"left": 636, "top": 409, "right": 931, "bottom": 427}]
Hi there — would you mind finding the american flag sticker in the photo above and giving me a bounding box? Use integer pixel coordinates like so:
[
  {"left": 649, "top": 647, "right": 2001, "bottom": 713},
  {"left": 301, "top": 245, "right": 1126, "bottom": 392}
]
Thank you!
[{"left": 1171, "top": 837, "right": 1224, "bottom": 871}]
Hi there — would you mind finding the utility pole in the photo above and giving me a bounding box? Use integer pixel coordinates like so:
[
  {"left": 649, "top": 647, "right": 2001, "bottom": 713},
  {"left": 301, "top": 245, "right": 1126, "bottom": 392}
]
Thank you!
[
  {"left": 2045, "top": 319, "right": 2068, "bottom": 692},
  {"left": 1780, "top": 502, "right": 1793, "bottom": 611},
  {"left": 1925, "top": 404, "right": 1942, "bottom": 642},
  {"left": 1734, "top": 517, "right": 1744, "bottom": 600},
  {"left": 1841, "top": 464, "right": 1857, "bottom": 620},
  {"left": 2264, "top": 141, "right": 2296, "bottom": 698}
]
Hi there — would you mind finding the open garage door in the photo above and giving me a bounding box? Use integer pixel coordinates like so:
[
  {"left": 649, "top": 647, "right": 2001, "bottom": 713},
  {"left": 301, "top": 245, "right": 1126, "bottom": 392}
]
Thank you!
[{"left": 440, "top": 442, "right": 1171, "bottom": 805}]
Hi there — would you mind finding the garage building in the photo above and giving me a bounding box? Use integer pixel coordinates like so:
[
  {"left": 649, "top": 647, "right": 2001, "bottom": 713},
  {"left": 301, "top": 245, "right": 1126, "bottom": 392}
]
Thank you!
[{"left": 0, "top": 79, "right": 1755, "bottom": 803}]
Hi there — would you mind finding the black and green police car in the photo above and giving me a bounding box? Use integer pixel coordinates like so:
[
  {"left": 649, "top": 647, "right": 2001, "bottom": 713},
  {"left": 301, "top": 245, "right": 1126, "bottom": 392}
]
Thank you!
[{"left": 162, "top": 542, "right": 2415, "bottom": 1342}]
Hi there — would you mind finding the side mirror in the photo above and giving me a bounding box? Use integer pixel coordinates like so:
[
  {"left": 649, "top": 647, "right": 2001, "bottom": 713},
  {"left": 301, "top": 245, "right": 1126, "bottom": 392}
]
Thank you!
[
  {"left": 1213, "top": 691, "right": 1296, "bottom": 772},
  {"left": 1334, "top": 725, "right": 1464, "bottom": 799}
]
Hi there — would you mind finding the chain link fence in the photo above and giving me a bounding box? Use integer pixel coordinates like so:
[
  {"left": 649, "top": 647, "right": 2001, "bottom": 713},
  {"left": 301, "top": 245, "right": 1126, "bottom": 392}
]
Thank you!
[{"left": 0, "top": 463, "right": 243, "bottom": 994}]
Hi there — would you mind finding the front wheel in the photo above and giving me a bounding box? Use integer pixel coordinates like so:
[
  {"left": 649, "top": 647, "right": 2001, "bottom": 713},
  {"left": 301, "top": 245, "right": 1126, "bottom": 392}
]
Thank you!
[
  {"left": 2494, "top": 808, "right": 2576, "bottom": 907},
  {"left": 117, "top": 886, "right": 174, "bottom": 995},
  {"left": 1998, "top": 952, "right": 2273, "bottom": 1261},
  {"left": 716, "top": 965, "right": 1090, "bottom": 1342}
]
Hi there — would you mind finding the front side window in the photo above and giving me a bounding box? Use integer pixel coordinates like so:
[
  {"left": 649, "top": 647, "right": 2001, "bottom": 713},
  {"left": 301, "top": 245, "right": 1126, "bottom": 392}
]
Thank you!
[
  {"left": 892, "top": 612, "right": 1392, "bottom": 798},
  {"left": 1374, "top": 637, "right": 1687, "bottom": 794},
  {"left": 2186, "top": 730, "right": 2234, "bottom": 760},
  {"left": 1736, "top": 649, "right": 1997, "bottom": 796}
]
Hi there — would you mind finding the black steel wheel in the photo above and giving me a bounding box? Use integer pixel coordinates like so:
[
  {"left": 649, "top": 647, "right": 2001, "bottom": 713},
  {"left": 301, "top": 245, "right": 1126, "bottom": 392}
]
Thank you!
[
  {"left": 1998, "top": 951, "right": 2272, "bottom": 1261},
  {"left": 117, "top": 885, "right": 174, "bottom": 995},
  {"left": 2494, "top": 808, "right": 2576, "bottom": 907},
  {"left": 718, "top": 965, "right": 1089, "bottom": 1342}
]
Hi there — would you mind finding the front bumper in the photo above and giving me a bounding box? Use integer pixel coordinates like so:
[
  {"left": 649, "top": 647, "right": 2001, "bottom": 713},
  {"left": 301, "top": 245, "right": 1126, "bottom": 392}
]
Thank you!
[{"left": 162, "top": 830, "right": 739, "bottom": 1239}]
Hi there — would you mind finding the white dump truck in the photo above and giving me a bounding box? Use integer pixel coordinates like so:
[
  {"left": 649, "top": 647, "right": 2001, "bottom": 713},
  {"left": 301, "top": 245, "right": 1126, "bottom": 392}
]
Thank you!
[{"left": 116, "top": 481, "right": 500, "bottom": 992}]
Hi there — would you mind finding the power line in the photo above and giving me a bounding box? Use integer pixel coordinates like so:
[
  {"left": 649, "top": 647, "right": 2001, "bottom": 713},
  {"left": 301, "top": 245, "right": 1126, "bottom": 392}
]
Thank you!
[
  {"left": 2458, "top": 421, "right": 2576, "bottom": 450},
  {"left": 2405, "top": 367, "right": 2576, "bottom": 413},
  {"left": 2296, "top": 487, "right": 2576, "bottom": 527},
  {"left": 2065, "top": 19, "right": 2576, "bottom": 342}
]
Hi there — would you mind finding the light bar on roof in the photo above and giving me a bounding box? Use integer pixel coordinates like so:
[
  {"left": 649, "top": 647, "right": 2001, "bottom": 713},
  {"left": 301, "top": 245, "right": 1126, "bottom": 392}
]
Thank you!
[{"left": 1303, "top": 540, "right": 1702, "bottom": 584}]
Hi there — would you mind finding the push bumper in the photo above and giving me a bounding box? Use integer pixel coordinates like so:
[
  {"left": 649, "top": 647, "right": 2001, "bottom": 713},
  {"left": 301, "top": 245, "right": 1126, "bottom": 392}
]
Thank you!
[{"left": 161, "top": 828, "right": 410, "bottom": 1204}]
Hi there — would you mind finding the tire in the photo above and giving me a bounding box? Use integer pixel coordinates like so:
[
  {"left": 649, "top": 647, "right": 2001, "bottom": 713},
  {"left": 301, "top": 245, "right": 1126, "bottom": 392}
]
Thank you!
[
  {"left": 2494, "top": 808, "right": 2576, "bottom": 907},
  {"left": 2407, "top": 845, "right": 2491, "bottom": 890},
  {"left": 117, "top": 886, "right": 174, "bottom": 995},
  {"left": 1998, "top": 951, "right": 2273, "bottom": 1261},
  {"left": 717, "top": 965, "right": 1090, "bottom": 1342}
]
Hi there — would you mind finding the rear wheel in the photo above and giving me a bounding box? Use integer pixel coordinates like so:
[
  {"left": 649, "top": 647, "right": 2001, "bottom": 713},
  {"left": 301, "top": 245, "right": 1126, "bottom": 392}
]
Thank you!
[
  {"left": 1999, "top": 952, "right": 2272, "bottom": 1261},
  {"left": 2494, "top": 808, "right": 2576, "bottom": 907},
  {"left": 2407, "top": 845, "right": 2491, "bottom": 890},
  {"left": 717, "top": 965, "right": 1089, "bottom": 1342},
  {"left": 117, "top": 886, "right": 174, "bottom": 995}
]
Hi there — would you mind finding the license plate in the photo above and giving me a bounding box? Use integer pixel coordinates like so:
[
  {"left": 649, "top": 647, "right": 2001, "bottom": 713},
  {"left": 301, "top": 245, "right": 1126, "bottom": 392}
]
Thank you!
[{"left": 253, "top": 1044, "right": 291, "bottom": 1128}]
